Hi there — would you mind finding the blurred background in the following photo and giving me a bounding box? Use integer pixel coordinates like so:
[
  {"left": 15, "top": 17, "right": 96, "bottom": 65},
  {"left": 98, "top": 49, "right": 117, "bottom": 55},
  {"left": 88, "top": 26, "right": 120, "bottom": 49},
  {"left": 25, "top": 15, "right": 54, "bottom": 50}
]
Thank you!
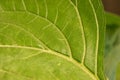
[
  {"left": 102, "top": 0, "right": 120, "bottom": 15},
  {"left": 102, "top": 0, "right": 120, "bottom": 80}
]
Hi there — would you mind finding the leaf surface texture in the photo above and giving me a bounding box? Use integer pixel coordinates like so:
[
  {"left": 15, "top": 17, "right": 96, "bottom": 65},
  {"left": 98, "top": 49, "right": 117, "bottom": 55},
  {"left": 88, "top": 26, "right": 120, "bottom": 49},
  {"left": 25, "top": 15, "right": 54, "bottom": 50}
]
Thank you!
[{"left": 0, "top": 0, "right": 105, "bottom": 80}]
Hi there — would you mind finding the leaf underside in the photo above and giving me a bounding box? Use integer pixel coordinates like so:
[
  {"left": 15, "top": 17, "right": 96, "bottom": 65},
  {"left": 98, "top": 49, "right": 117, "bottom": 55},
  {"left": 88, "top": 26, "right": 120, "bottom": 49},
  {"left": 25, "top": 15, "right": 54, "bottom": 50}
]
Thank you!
[{"left": 0, "top": 0, "right": 105, "bottom": 80}]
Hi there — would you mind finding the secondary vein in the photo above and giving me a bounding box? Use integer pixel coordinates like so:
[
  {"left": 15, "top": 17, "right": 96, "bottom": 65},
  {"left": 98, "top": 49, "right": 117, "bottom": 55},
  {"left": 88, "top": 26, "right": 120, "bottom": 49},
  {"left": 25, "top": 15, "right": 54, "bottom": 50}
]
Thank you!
[{"left": 0, "top": 44, "right": 97, "bottom": 80}]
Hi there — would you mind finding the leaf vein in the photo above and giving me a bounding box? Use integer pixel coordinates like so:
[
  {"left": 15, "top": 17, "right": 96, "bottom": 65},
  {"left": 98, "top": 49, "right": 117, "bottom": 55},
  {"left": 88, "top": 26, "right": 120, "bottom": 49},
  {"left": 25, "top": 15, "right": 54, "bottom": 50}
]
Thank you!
[
  {"left": 69, "top": 0, "right": 86, "bottom": 64},
  {"left": 0, "top": 44, "right": 97, "bottom": 80},
  {"left": 88, "top": 0, "right": 99, "bottom": 76},
  {"left": 0, "top": 69, "right": 34, "bottom": 80},
  {"left": 1, "top": 22, "right": 49, "bottom": 49}
]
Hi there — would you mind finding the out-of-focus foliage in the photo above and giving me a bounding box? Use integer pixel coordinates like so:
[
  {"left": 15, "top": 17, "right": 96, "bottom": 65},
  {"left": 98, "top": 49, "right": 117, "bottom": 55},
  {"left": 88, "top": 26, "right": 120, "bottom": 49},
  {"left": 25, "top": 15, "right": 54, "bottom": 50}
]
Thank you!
[{"left": 105, "top": 12, "right": 120, "bottom": 80}]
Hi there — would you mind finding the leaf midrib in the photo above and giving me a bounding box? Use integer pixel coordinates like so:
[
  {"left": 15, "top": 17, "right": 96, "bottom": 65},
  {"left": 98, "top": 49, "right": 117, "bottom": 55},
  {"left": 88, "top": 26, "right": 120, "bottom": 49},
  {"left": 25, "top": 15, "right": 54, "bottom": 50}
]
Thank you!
[{"left": 0, "top": 44, "right": 97, "bottom": 80}]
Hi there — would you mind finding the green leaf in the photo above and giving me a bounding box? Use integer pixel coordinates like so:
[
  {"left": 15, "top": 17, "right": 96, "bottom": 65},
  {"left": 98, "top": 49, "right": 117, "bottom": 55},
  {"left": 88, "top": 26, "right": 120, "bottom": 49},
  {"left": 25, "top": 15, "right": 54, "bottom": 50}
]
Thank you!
[
  {"left": 0, "top": 0, "right": 105, "bottom": 80},
  {"left": 105, "top": 12, "right": 120, "bottom": 80}
]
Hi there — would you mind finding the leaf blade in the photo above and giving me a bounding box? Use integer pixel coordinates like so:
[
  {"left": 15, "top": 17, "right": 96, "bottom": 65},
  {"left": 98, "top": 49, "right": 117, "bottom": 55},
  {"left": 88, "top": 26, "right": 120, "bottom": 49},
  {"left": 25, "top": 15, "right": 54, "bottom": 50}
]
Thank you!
[{"left": 0, "top": 0, "right": 105, "bottom": 80}]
